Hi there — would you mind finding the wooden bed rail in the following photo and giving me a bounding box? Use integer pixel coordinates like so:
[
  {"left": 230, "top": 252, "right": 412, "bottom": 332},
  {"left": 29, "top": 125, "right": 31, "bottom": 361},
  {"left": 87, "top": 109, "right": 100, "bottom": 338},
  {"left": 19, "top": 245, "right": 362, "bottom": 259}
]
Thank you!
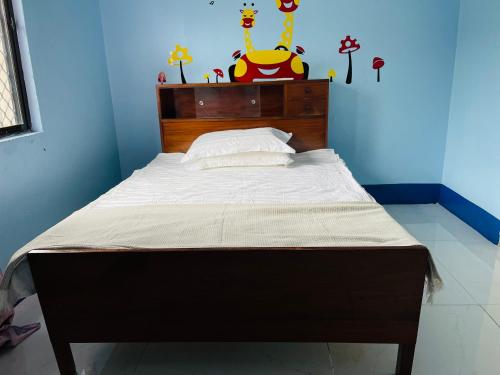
[{"left": 29, "top": 246, "right": 427, "bottom": 374}]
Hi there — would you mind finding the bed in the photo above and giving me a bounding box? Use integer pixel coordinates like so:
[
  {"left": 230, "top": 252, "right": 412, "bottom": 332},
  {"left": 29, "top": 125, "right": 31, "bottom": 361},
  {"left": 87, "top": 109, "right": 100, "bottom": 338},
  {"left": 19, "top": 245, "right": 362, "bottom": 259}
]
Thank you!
[{"left": 0, "top": 80, "right": 438, "bottom": 375}]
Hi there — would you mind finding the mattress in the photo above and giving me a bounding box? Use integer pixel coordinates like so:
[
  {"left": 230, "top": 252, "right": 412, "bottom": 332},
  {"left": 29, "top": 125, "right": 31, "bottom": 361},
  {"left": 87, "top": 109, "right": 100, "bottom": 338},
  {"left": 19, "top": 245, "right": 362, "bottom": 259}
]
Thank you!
[
  {"left": 0, "top": 149, "right": 442, "bottom": 312},
  {"left": 91, "top": 149, "right": 374, "bottom": 208}
]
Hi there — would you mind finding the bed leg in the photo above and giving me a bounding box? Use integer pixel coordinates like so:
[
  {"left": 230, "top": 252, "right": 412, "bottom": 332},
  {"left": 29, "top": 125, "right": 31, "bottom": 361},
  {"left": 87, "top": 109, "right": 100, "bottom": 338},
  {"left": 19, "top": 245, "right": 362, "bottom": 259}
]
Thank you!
[
  {"left": 396, "top": 343, "right": 416, "bottom": 375},
  {"left": 50, "top": 338, "right": 76, "bottom": 375}
]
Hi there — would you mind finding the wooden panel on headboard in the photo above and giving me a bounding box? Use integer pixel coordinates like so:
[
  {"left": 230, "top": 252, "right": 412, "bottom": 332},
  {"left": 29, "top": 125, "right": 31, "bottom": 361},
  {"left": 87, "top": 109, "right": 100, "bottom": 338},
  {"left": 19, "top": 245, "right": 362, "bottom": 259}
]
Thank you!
[{"left": 156, "top": 80, "right": 329, "bottom": 153}]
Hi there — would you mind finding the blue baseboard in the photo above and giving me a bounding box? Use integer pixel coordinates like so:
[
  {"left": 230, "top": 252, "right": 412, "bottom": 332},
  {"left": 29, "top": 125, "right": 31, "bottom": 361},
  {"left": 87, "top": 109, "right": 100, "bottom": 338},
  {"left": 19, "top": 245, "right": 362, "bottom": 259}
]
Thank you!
[
  {"left": 364, "top": 183, "right": 500, "bottom": 245},
  {"left": 363, "top": 184, "right": 441, "bottom": 205},
  {"left": 439, "top": 186, "right": 500, "bottom": 245}
]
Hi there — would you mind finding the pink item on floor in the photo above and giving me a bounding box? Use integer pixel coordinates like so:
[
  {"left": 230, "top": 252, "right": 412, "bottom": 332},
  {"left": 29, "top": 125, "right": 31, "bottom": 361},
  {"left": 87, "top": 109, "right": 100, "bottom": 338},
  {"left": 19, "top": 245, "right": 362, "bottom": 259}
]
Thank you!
[{"left": 0, "top": 271, "right": 40, "bottom": 348}]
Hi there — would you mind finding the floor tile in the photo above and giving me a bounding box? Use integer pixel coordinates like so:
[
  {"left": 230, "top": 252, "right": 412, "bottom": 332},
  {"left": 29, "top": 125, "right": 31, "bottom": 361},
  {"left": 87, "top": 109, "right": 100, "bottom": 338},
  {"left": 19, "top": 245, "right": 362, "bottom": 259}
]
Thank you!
[
  {"left": 330, "top": 305, "right": 500, "bottom": 375},
  {"left": 385, "top": 205, "right": 436, "bottom": 224},
  {"left": 438, "top": 219, "right": 492, "bottom": 244},
  {"left": 327, "top": 342, "right": 397, "bottom": 375},
  {"left": 387, "top": 204, "right": 494, "bottom": 244},
  {"left": 385, "top": 204, "right": 460, "bottom": 225},
  {"left": 463, "top": 241, "right": 500, "bottom": 269},
  {"left": 402, "top": 223, "right": 457, "bottom": 242},
  {"left": 101, "top": 343, "right": 147, "bottom": 375},
  {"left": 131, "top": 343, "right": 332, "bottom": 375},
  {"left": 417, "top": 204, "right": 458, "bottom": 219},
  {"left": 424, "top": 257, "right": 475, "bottom": 305},
  {"left": 426, "top": 241, "right": 500, "bottom": 305},
  {"left": 414, "top": 305, "right": 500, "bottom": 375}
]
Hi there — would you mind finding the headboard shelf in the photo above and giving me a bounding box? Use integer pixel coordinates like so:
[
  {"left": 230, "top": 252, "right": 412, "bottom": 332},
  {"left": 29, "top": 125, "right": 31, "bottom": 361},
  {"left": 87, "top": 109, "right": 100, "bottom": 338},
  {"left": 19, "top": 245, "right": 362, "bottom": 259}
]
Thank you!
[
  {"left": 156, "top": 80, "right": 329, "bottom": 153},
  {"left": 161, "top": 115, "right": 325, "bottom": 123},
  {"left": 156, "top": 79, "right": 327, "bottom": 89}
]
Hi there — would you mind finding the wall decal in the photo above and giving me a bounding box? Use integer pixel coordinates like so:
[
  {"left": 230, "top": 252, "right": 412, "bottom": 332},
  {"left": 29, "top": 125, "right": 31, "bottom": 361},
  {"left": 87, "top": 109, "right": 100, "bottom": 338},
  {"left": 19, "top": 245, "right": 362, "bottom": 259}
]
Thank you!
[
  {"left": 233, "top": 50, "right": 242, "bottom": 61},
  {"left": 168, "top": 44, "right": 193, "bottom": 84},
  {"left": 339, "top": 36, "right": 360, "bottom": 85},
  {"left": 157, "top": 72, "right": 167, "bottom": 84},
  {"left": 277, "top": 0, "right": 299, "bottom": 50},
  {"left": 229, "top": 1, "right": 309, "bottom": 82},
  {"left": 372, "top": 57, "right": 385, "bottom": 82},
  {"left": 328, "top": 69, "right": 336, "bottom": 82},
  {"left": 213, "top": 69, "right": 224, "bottom": 83},
  {"left": 203, "top": 73, "right": 210, "bottom": 83}
]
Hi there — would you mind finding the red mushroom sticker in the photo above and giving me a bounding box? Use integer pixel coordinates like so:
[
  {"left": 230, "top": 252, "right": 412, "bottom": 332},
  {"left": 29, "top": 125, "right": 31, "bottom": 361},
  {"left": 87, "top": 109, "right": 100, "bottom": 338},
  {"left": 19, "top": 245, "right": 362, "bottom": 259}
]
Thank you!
[
  {"left": 339, "top": 36, "right": 361, "bottom": 85},
  {"left": 157, "top": 71, "right": 167, "bottom": 84},
  {"left": 232, "top": 50, "right": 242, "bottom": 61},
  {"left": 213, "top": 69, "right": 224, "bottom": 83},
  {"left": 373, "top": 57, "right": 385, "bottom": 83}
]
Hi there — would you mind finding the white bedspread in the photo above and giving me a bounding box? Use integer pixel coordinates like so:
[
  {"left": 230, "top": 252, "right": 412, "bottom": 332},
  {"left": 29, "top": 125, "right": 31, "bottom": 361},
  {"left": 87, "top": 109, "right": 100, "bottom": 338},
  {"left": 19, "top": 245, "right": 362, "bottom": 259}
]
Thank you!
[
  {"left": 1, "top": 202, "right": 441, "bottom": 311},
  {"left": 1, "top": 149, "right": 442, "bottom": 312},
  {"left": 91, "top": 149, "right": 374, "bottom": 208}
]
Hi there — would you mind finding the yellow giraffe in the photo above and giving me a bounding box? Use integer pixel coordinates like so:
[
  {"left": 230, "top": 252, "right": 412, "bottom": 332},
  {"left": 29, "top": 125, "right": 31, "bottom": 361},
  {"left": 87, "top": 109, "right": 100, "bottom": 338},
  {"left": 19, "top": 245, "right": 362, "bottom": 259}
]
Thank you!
[
  {"left": 240, "top": 5, "right": 258, "bottom": 53},
  {"left": 229, "top": 1, "right": 308, "bottom": 82},
  {"left": 276, "top": 0, "right": 300, "bottom": 49}
]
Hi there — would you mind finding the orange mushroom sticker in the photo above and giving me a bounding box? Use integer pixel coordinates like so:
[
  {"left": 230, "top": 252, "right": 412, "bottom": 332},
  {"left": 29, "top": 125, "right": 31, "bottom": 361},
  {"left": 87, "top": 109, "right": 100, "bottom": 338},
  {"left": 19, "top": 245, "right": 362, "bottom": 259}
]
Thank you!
[
  {"left": 372, "top": 57, "right": 385, "bottom": 83},
  {"left": 213, "top": 69, "right": 224, "bottom": 83},
  {"left": 339, "top": 36, "right": 360, "bottom": 85}
]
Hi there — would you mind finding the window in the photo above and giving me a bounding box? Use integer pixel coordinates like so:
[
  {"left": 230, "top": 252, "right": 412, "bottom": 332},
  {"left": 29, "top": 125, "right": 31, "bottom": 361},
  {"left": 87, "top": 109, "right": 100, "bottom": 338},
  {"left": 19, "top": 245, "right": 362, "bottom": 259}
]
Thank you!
[{"left": 0, "top": 0, "right": 30, "bottom": 138}]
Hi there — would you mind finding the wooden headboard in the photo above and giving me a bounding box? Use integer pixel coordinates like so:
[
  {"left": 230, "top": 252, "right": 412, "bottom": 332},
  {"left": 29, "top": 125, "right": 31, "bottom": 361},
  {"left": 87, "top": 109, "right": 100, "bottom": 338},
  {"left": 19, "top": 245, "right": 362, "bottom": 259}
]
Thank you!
[{"left": 156, "top": 79, "right": 329, "bottom": 153}]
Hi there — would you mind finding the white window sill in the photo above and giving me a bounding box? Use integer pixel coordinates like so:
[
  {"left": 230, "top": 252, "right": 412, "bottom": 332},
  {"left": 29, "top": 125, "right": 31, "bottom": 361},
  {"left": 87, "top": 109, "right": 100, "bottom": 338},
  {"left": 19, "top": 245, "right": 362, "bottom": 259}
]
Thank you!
[{"left": 0, "top": 130, "right": 42, "bottom": 144}]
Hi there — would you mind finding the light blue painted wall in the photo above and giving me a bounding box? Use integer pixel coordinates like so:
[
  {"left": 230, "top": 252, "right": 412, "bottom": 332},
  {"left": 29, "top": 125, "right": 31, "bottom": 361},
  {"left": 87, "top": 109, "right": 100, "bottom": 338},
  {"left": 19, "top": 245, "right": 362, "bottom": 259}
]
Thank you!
[
  {"left": 99, "top": 0, "right": 459, "bottom": 182},
  {"left": 0, "top": 0, "right": 121, "bottom": 268},
  {"left": 443, "top": 0, "right": 500, "bottom": 219}
]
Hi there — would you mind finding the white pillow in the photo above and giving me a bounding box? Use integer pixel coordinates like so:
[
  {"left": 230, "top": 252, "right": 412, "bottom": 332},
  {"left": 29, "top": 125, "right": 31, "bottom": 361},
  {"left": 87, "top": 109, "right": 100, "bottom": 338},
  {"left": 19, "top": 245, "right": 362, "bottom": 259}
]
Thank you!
[
  {"left": 181, "top": 128, "right": 295, "bottom": 163},
  {"left": 184, "top": 152, "right": 294, "bottom": 171}
]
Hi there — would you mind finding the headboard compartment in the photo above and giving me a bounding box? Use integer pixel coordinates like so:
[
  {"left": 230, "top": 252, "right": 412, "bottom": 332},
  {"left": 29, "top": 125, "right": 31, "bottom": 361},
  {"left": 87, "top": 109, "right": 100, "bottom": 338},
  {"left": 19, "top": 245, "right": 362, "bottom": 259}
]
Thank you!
[{"left": 156, "top": 80, "right": 329, "bottom": 153}]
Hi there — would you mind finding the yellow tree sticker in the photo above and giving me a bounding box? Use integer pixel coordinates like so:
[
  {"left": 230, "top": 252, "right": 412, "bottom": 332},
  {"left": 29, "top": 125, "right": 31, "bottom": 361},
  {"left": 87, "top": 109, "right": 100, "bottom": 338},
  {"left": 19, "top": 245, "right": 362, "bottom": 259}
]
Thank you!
[
  {"left": 168, "top": 44, "right": 193, "bottom": 84},
  {"left": 328, "top": 69, "right": 337, "bottom": 82}
]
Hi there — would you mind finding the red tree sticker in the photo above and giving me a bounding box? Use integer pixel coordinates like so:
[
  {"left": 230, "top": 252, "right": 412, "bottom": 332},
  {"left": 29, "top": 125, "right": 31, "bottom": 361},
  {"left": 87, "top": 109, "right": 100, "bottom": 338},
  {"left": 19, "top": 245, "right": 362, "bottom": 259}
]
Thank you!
[{"left": 339, "top": 36, "right": 361, "bottom": 85}]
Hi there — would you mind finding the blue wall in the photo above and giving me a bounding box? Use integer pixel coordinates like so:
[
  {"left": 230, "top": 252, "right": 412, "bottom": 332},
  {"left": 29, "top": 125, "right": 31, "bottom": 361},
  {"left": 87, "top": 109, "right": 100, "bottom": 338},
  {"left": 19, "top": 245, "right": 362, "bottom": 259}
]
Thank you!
[
  {"left": 443, "top": 0, "right": 500, "bottom": 219},
  {"left": 2, "top": 0, "right": 496, "bottom": 268},
  {"left": 100, "top": 0, "right": 460, "bottom": 181},
  {"left": 0, "top": 0, "right": 121, "bottom": 268}
]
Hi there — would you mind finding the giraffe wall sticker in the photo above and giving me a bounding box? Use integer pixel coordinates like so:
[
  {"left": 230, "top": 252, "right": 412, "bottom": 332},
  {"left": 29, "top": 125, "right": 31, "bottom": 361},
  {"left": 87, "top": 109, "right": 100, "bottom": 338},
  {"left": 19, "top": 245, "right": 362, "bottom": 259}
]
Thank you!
[
  {"left": 276, "top": 0, "right": 298, "bottom": 50},
  {"left": 241, "top": 6, "right": 258, "bottom": 53},
  {"left": 229, "top": 1, "right": 309, "bottom": 82}
]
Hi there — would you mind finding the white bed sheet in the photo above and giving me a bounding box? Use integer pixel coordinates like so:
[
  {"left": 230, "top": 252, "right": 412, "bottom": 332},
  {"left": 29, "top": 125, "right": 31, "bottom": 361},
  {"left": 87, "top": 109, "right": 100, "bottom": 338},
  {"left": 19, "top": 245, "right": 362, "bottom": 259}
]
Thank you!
[{"left": 91, "top": 149, "right": 374, "bottom": 208}]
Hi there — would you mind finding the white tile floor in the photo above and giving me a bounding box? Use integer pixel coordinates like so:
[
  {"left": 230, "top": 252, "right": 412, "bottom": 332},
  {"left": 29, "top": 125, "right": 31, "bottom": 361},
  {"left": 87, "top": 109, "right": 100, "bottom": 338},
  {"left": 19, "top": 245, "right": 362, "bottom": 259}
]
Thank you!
[{"left": 1, "top": 204, "right": 499, "bottom": 375}]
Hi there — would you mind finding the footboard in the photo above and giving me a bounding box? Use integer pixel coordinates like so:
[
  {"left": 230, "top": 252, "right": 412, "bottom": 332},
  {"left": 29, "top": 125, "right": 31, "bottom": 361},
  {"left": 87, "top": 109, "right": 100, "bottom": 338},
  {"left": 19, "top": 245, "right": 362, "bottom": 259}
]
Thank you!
[{"left": 28, "top": 246, "right": 428, "bottom": 375}]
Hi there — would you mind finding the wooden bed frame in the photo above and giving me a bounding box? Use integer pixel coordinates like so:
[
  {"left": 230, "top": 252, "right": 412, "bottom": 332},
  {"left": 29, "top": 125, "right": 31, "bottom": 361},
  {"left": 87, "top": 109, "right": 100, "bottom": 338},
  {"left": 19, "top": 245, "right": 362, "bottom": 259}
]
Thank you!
[{"left": 28, "top": 80, "right": 427, "bottom": 375}]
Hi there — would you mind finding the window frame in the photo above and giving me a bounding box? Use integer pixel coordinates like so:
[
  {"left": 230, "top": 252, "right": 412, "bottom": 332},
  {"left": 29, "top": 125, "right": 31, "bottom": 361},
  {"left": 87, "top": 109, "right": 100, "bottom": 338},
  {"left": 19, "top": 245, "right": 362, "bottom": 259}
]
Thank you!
[{"left": 0, "top": 0, "right": 31, "bottom": 138}]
